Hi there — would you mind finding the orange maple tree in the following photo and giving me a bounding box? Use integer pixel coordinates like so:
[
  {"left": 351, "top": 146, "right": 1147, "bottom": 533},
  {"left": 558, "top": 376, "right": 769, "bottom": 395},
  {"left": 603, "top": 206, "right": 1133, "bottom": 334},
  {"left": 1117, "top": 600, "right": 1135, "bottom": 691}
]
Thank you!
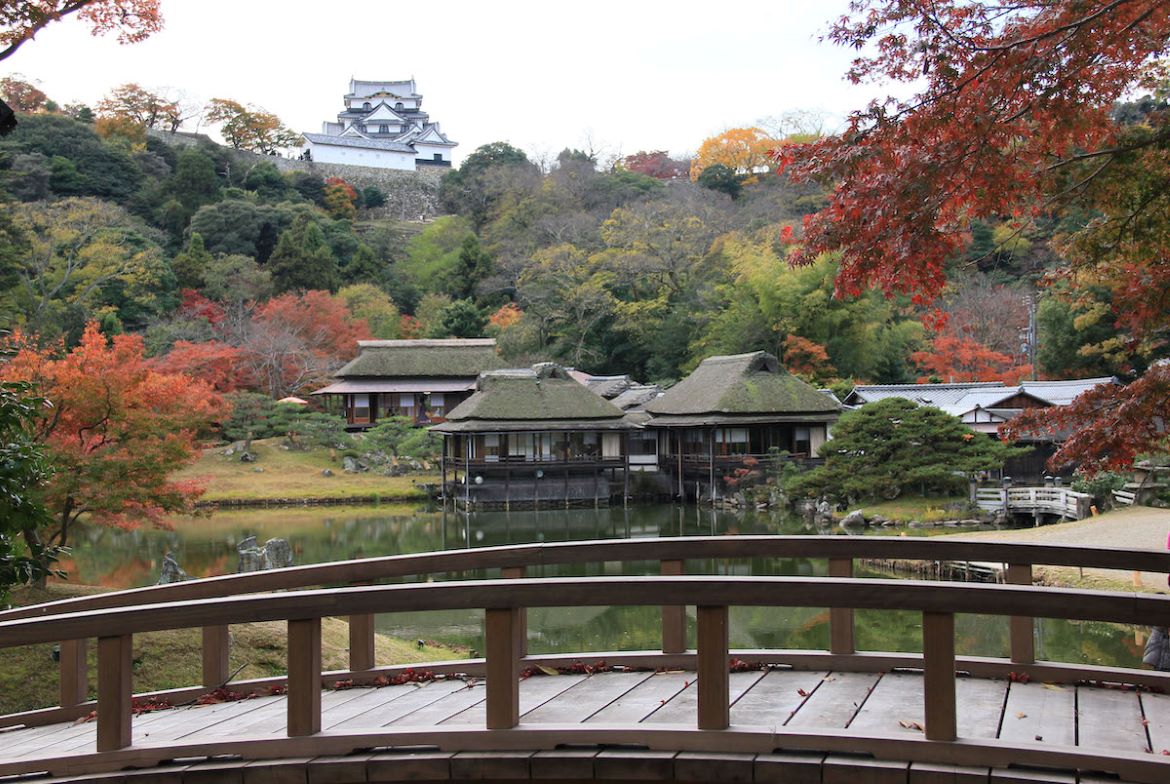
[
  {"left": 781, "top": 335, "right": 836, "bottom": 382},
  {"left": 910, "top": 335, "right": 1031, "bottom": 384},
  {"left": 781, "top": 1, "right": 1170, "bottom": 470},
  {"left": 238, "top": 291, "right": 371, "bottom": 398},
  {"left": 1, "top": 323, "right": 226, "bottom": 552},
  {"left": 0, "top": 0, "right": 162, "bottom": 62},
  {"left": 150, "top": 340, "right": 251, "bottom": 393}
]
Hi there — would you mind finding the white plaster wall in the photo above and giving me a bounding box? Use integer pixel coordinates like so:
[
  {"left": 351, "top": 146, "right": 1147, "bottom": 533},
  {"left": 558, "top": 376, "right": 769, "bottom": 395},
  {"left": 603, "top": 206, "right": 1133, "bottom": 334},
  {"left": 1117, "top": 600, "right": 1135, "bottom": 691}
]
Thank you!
[
  {"left": 306, "top": 143, "right": 416, "bottom": 170},
  {"left": 414, "top": 142, "right": 452, "bottom": 162}
]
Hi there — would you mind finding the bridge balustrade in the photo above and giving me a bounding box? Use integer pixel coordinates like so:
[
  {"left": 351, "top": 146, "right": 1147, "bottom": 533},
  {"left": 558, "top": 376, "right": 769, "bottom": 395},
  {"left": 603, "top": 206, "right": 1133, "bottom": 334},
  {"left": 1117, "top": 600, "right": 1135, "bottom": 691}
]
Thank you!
[{"left": 1, "top": 537, "right": 1169, "bottom": 782}]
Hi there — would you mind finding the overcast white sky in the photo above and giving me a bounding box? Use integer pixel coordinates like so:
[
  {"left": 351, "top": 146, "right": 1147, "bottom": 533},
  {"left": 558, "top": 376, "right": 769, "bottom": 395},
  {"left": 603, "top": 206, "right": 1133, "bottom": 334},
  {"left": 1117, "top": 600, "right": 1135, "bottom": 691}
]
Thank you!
[{"left": 4, "top": 0, "right": 899, "bottom": 165}]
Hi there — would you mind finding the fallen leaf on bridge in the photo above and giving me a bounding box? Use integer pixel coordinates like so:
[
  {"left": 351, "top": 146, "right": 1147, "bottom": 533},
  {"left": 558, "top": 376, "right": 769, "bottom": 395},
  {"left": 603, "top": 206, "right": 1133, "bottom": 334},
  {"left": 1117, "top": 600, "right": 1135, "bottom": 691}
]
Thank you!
[{"left": 899, "top": 720, "right": 924, "bottom": 731}]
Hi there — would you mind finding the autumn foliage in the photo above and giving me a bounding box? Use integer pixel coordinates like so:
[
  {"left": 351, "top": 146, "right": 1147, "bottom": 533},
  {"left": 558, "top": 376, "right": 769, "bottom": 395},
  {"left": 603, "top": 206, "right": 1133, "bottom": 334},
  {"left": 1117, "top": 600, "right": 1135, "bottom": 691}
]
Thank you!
[
  {"left": 779, "top": 0, "right": 1170, "bottom": 471},
  {"left": 911, "top": 335, "right": 1030, "bottom": 384},
  {"left": 1, "top": 324, "right": 226, "bottom": 546},
  {"left": 1004, "top": 367, "right": 1168, "bottom": 473},
  {"left": 692, "top": 127, "right": 782, "bottom": 184},
  {"left": 776, "top": 1, "right": 1170, "bottom": 302},
  {"left": 0, "top": 0, "right": 162, "bottom": 62}
]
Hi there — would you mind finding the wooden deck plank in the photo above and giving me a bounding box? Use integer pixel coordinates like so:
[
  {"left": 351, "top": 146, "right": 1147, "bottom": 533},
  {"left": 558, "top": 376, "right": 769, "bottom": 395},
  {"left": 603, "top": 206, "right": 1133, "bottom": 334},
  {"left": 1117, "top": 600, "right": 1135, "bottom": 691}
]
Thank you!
[
  {"left": 644, "top": 671, "right": 766, "bottom": 724},
  {"left": 848, "top": 673, "right": 1005, "bottom": 739},
  {"left": 585, "top": 671, "right": 692, "bottom": 724},
  {"left": 177, "top": 698, "right": 290, "bottom": 741},
  {"left": 1140, "top": 690, "right": 1170, "bottom": 754},
  {"left": 955, "top": 678, "right": 1009, "bottom": 739},
  {"left": 999, "top": 681, "right": 1075, "bottom": 747},
  {"left": 729, "top": 669, "right": 829, "bottom": 729},
  {"left": 440, "top": 673, "right": 587, "bottom": 725},
  {"left": 523, "top": 671, "right": 654, "bottom": 724},
  {"left": 1077, "top": 686, "right": 1150, "bottom": 753},
  {"left": 383, "top": 681, "right": 487, "bottom": 726},
  {"left": 848, "top": 671, "right": 924, "bottom": 736},
  {"left": 325, "top": 679, "right": 468, "bottom": 730},
  {"left": 786, "top": 671, "right": 881, "bottom": 730},
  {"left": 136, "top": 696, "right": 286, "bottom": 743}
]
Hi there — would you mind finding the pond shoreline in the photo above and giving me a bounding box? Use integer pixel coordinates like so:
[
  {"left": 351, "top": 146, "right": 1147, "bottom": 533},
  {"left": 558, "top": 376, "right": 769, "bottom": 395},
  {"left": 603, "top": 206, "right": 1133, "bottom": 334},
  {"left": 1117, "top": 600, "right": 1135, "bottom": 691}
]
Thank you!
[{"left": 196, "top": 491, "right": 430, "bottom": 509}]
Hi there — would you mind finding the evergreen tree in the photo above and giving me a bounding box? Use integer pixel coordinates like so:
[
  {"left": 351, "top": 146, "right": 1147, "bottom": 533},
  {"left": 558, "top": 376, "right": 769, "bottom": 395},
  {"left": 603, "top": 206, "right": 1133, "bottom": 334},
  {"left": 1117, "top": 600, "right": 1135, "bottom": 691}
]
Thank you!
[
  {"left": 172, "top": 232, "right": 214, "bottom": 290},
  {"left": 266, "top": 214, "right": 338, "bottom": 293}
]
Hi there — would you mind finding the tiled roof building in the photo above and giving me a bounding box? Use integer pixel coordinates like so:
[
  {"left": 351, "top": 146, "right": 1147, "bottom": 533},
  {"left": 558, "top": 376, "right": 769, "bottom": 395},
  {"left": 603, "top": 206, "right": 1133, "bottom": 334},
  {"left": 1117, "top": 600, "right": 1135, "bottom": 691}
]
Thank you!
[{"left": 300, "top": 79, "right": 456, "bottom": 171}]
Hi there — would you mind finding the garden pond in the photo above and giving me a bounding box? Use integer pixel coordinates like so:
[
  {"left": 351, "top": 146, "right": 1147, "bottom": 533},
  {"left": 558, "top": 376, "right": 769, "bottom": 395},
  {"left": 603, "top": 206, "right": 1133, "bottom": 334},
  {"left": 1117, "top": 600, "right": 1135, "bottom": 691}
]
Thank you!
[{"left": 60, "top": 503, "right": 1146, "bottom": 668}]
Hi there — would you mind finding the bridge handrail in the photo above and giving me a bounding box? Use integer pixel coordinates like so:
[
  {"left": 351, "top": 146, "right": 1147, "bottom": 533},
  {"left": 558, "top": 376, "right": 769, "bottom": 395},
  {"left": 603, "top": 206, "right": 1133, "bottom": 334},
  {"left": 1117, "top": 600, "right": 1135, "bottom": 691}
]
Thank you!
[
  {"left": 4, "top": 535, "right": 1166, "bottom": 623},
  {"left": 0, "top": 575, "right": 1168, "bottom": 782},
  {"left": 6, "top": 535, "right": 1168, "bottom": 735}
]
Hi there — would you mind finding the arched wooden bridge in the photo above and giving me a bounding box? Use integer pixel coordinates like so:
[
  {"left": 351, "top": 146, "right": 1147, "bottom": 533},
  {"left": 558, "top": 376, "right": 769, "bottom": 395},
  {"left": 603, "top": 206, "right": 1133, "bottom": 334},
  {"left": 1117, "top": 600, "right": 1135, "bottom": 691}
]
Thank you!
[{"left": 2, "top": 537, "right": 1169, "bottom": 784}]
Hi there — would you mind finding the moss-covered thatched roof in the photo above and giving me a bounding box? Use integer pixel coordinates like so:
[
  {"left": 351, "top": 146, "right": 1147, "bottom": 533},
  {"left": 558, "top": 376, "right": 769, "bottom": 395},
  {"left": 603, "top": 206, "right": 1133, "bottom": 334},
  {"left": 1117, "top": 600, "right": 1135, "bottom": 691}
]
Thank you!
[
  {"left": 334, "top": 339, "right": 507, "bottom": 378},
  {"left": 432, "top": 364, "right": 631, "bottom": 431},
  {"left": 646, "top": 352, "right": 841, "bottom": 418}
]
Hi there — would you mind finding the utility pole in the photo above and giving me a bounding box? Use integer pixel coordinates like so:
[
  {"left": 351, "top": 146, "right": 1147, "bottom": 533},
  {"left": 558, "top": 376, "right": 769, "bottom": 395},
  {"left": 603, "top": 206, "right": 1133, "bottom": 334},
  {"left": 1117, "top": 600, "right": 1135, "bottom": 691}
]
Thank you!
[{"left": 1020, "top": 292, "right": 1038, "bottom": 381}]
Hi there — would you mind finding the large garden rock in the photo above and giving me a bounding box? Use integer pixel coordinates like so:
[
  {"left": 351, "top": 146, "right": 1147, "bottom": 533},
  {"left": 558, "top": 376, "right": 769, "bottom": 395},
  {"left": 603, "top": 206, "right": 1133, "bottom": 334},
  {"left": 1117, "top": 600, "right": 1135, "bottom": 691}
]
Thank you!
[{"left": 840, "top": 510, "right": 867, "bottom": 528}]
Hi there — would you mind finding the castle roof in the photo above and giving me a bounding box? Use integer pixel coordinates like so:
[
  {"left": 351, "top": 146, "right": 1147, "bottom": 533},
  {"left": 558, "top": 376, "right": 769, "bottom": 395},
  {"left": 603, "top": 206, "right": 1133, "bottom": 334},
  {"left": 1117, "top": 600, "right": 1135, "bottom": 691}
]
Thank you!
[{"left": 302, "top": 132, "right": 416, "bottom": 153}]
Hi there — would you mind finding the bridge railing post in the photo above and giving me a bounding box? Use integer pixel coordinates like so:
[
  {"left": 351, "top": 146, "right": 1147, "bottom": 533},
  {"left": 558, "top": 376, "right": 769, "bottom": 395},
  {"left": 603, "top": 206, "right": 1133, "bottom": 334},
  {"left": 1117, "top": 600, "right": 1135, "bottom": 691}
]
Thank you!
[
  {"left": 287, "top": 618, "right": 321, "bottom": 737},
  {"left": 96, "top": 634, "right": 133, "bottom": 752},
  {"left": 1006, "top": 563, "right": 1035, "bottom": 664},
  {"left": 828, "top": 558, "right": 855, "bottom": 654},
  {"left": 696, "top": 604, "right": 729, "bottom": 730},
  {"left": 661, "top": 559, "right": 686, "bottom": 654},
  {"left": 502, "top": 566, "right": 528, "bottom": 657},
  {"left": 922, "top": 611, "right": 956, "bottom": 742},
  {"left": 59, "top": 638, "right": 88, "bottom": 708},
  {"left": 348, "top": 614, "right": 376, "bottom": 672},
  {"left": 202, "top": 625, "right": 230, "bottom": 689},
  {"left": 485, "top": 607, "right": 520, "bottom": 729}
]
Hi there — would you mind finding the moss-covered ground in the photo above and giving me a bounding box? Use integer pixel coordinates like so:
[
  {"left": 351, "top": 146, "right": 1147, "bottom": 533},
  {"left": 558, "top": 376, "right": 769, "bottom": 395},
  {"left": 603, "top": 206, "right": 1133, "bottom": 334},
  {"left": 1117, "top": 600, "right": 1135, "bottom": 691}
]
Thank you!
[{"left": 175, "top": 438, "right": 439, "bottom": 503}]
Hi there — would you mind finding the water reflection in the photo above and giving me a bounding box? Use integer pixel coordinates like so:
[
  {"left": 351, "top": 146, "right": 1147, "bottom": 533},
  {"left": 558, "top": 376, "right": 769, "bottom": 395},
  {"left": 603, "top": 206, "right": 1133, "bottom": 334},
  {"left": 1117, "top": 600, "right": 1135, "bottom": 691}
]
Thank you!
[{"left": 60, "top": 503, "right": 1142, "bottom": 668}]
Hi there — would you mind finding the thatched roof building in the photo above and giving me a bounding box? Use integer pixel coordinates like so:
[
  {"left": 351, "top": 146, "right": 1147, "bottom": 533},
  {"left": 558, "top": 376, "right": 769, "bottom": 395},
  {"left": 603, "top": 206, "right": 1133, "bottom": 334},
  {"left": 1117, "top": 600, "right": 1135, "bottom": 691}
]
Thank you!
[
  {"left": 432, "top": 364, "right": 632, "bottom": 433},
  {"left": 313, "top": 339, "right": 507, "bottom": 428},
  {"left": 646, "top": 351, "right": 841, "bottom": 425}
]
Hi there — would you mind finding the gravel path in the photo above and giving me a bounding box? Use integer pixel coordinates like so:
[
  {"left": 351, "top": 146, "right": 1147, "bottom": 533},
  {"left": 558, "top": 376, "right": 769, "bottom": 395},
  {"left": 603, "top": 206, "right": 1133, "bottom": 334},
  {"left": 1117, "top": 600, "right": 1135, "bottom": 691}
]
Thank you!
[{"left": 945, "top": 505, "right": 1170, "bottom": 591}]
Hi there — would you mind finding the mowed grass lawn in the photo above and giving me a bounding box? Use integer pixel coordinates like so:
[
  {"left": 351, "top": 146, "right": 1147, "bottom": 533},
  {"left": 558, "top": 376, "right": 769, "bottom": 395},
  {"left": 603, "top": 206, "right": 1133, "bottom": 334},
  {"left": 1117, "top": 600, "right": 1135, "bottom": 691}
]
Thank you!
[{"left": 176, "top": 438, "right": 440, "bottom": 503}]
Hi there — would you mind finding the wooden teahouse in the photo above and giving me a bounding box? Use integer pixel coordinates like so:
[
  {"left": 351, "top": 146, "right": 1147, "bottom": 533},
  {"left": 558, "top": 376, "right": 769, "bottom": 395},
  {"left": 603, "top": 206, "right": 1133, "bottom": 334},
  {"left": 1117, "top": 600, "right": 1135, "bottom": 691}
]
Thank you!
[
  {"left": 431, "top": 364, "right": 637, "bottom": 510},
  {"left": 313, "top": 339, "right": 506, "bottom": 429},
  {"left": 645, "top": 351, "right": 842, "bottom": 501}
]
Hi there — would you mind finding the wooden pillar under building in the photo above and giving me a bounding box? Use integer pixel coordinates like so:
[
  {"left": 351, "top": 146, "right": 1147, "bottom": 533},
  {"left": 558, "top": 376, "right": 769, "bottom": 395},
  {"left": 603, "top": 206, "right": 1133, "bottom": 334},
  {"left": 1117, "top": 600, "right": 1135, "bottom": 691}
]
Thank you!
[
  {"left": 708, "top": 427, "right": 716, "bottom": 504},
  {"left": 440, "top": 437, "right": 447, "bottom": 506},
  {"left": 676, "top": 432, "right": 684, "bottom": 499},
  {"left": 623, "top": 436, "right": 630, "bottom": 507},
  {"left": 464, "top": 436, "right": 471, "bottom": 510},
  {"left": 504, "top": 461, "right": 510, "bottom": 511}
]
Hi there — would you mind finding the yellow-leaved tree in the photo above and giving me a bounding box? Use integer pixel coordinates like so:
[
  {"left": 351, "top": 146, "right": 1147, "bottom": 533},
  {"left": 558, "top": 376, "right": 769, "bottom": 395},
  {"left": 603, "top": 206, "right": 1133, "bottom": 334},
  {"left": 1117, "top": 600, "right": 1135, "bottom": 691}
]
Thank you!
[{"left": 690, "top": 127, "right": 781, "bottom": 185}]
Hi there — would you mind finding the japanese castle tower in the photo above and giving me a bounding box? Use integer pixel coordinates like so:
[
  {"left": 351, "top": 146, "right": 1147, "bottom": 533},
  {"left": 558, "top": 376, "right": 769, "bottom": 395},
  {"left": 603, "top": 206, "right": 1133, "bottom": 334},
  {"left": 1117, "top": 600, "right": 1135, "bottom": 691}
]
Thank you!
[{"left": 300, "top": 79, "right": 457, "bottom": 171}]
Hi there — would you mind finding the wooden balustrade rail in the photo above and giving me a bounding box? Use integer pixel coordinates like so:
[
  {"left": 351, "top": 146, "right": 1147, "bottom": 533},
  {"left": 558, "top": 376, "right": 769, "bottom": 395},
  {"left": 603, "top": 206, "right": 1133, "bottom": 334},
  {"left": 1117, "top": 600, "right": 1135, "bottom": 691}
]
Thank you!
[
  {"left": 4, "top": 536, "right": 1169, "bottom": 727},
  {"left": 0, "top": 575, "right": 1168, "bottom": 779}
]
